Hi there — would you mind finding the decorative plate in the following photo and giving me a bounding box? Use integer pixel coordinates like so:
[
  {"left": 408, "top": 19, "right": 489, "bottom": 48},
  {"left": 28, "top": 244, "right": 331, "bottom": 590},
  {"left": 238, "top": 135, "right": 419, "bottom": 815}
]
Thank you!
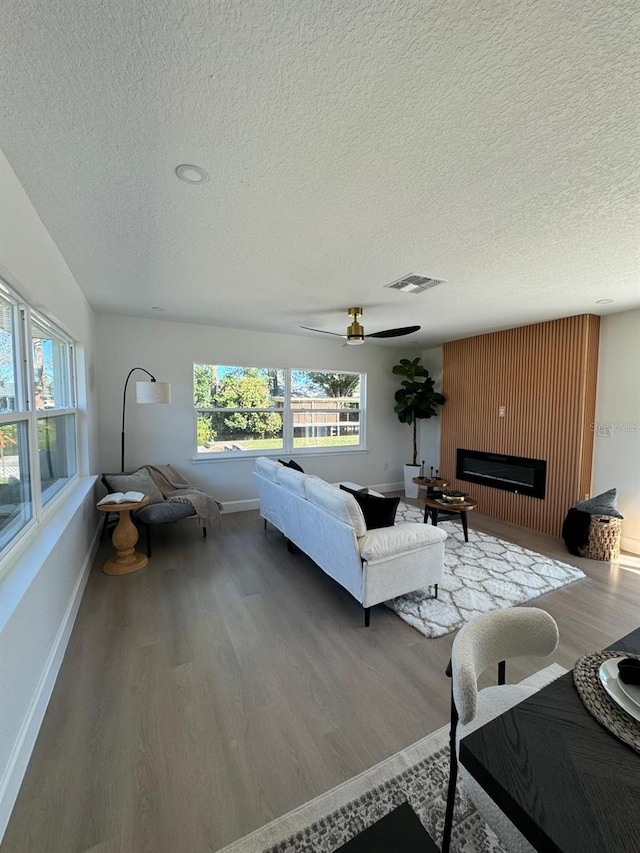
[{"left": 598, "top": 658, "right": 640, "bottom": 723}]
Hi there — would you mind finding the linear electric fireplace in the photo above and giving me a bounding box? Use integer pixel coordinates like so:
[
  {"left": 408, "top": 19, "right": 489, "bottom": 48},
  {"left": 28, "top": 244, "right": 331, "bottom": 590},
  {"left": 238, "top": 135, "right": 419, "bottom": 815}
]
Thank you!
[{"left": 456, "top": 449, "right": 547, "bottom": 499}]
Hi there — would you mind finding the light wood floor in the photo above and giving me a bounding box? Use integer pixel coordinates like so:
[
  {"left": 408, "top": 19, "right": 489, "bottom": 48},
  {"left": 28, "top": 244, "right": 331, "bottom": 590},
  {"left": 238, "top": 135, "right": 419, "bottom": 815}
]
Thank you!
[{"left": 3, "top": 503, "right": 639, "bottom": 853}]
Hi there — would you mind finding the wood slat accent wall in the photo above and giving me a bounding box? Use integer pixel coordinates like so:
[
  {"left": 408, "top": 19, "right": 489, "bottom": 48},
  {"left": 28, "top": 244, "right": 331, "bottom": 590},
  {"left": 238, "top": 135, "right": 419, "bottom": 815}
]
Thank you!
[{"left": 440, "top": 315, "right": 600, "bottom": 536}]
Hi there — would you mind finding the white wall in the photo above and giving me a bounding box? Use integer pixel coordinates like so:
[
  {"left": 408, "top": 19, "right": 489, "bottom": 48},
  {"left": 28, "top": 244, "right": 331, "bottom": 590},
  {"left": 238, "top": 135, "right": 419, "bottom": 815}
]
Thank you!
[
  {"left": 592, "top": 309, "right": 640, "bottom": 555},
  {"left": 417, "top": 346, "right": 444, "bottom": 475},
  {"left": 95, "top": 314, "right": 421, "bottom": 503},
  {"left": 0, "top": 148, "right": 99, "bottom": 839}
]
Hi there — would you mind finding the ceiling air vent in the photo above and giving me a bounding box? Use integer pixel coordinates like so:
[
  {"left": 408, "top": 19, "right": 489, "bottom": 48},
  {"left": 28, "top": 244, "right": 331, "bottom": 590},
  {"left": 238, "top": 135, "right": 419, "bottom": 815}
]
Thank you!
[{"left": 384, "top": 273, "right": 446, "bottom": 294}]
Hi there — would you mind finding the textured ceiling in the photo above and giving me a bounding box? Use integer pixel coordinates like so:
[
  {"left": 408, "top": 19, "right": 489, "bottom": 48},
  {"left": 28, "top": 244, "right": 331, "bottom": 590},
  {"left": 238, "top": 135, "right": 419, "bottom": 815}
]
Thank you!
[{"left": 1, "top": 0, "right": 639, "bottom": 346}]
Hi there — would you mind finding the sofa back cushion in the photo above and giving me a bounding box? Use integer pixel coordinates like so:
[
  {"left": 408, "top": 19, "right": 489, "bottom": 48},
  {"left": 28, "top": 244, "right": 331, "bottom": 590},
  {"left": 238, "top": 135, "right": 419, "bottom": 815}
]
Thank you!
[
  {"left": 305, "top": 478, "right": 367, "bottom": 537},
  {"left": 255, "top": 456, "right": 281, "bottom": 482},
  {"left": 103, "top": 469, "right": 164, "bottom": 504},
  {"left": 276, "top": 465, "right": 308, "bottom": 498}
]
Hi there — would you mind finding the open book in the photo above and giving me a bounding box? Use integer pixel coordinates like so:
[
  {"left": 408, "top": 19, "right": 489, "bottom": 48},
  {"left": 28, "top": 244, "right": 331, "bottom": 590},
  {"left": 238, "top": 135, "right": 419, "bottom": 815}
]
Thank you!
[{"left": 97, "top": 491, "right": 145, "bottom": 505}]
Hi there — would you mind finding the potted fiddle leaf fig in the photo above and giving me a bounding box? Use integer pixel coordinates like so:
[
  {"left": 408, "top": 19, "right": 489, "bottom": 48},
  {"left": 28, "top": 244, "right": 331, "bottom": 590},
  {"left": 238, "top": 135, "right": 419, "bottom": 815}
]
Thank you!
[{"left": 392, "top": 357, "right": 445, "bottom": 497}]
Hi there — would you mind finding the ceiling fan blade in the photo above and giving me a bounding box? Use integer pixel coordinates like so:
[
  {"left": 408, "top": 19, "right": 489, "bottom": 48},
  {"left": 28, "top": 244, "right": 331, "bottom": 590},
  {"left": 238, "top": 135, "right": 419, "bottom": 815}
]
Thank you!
[
  {"left": 300, "top": 326, "right": 347, "bottom": 338},
  {"left": 366, "top": 325, "right": 421, "bottom": 339}
]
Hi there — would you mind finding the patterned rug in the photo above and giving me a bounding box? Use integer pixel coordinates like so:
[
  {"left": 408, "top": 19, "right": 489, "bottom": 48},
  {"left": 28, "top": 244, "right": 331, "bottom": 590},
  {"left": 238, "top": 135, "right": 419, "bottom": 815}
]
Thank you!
[
  {"left": 387, "top": 502, "right": 586, "bottom": 638},
  {"left": 216, "top": 664, "right": 566, "bottom": 853}
]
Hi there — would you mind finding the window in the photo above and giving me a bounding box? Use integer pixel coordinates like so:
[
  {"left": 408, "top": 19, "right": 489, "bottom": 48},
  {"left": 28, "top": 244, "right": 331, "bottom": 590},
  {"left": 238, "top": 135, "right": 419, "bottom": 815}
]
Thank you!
[
  {"left": 194, "top": 365, "right": 364, "bottom": 455},
  {"left": 32, "top": 317, "right": 72, "bottom": 409},
  {"left": 37, "top": 413, "right": 77, "bottom": 503},
  {"left": 31, "top": 315, "right": 77, "bottom": 503},
  {"left": 0, "top": 289, "right": 33, "bottom": 550},
  {"left": 290, "top": 370, "right": 362, "bottom": 449},
  {"left": 0, "top": 280, "right": 78, "bottom": 555},
  {"left": 195, "top": 366, "right": 285, "bottom": 452}
]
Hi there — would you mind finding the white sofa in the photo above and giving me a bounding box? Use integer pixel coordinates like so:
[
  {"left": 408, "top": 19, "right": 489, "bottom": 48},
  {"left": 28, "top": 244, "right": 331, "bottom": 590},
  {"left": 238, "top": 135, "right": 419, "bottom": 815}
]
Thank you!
[{"left": 253, "top": 457, "right": 447, "bottom": 625}]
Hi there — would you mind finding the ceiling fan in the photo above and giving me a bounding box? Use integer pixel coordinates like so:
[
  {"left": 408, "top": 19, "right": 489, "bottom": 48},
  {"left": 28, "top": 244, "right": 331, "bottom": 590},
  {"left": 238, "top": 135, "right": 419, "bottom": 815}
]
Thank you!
[{"left": 301, "top": 307, "right": 420, "bottom": 346}]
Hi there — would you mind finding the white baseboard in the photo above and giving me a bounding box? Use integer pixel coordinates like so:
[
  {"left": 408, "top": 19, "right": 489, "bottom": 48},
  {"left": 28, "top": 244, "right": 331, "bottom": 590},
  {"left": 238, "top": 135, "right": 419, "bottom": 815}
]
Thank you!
[
  {"left": 370, "top": 481, "right": 404, "bottom": 494},
  {"left": 222, "top": 498, "right": 260, "bottom": 513},
  {"left": 0, "top": 521, "right": 102, "bottom": 843},
  {"left": 621, "top": 534, "right": 640, "bottom": 556}
]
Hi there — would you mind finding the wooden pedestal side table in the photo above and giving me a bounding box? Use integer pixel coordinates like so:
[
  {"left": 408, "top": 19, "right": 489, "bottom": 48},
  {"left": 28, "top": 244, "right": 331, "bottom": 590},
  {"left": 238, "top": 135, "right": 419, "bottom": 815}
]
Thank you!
[{"left": 97, "top": 495, "right": 150, "bottom": 575}]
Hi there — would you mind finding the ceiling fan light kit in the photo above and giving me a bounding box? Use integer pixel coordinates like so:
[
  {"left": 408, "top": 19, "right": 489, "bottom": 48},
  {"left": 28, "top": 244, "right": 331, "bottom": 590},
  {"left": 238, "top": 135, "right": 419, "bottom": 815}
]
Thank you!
[{"left": 346, "top": 307, "right": 365, "bottom": 344}]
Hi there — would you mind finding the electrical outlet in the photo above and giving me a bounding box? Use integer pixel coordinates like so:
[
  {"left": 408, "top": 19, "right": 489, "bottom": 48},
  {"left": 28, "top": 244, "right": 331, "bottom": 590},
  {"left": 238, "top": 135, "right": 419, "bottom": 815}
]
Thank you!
[
  {"left": 499, "top": 405, "right": 506, "bottom": 418},
  {"left": 595, "top": 426, "right": 613, "bottom": 438},
  {"left": 383, "top": 462, "right": 389, "bottom": 471}
]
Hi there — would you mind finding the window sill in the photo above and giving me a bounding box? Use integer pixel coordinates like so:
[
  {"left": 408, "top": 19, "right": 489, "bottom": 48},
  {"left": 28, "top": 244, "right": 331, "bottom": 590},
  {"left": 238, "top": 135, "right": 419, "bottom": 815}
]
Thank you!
[
  {"left": 191, "top": 447, "right": 370, "bottom": 463},
  {"left": 0, "top": 475, "right": 97, "bottom": 630}
]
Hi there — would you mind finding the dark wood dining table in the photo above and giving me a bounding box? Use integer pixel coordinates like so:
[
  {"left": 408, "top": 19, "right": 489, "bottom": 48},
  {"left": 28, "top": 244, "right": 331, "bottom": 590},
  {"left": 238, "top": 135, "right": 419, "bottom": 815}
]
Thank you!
[{"left": 459, "top": 628, "right": 640, "bottom": 853}]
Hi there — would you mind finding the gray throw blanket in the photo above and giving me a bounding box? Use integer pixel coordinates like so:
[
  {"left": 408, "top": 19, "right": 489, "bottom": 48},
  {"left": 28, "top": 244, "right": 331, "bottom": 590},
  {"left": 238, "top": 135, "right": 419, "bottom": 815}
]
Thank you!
[{"left": 144, "top": 464, "right": 223, "bottom": 529}]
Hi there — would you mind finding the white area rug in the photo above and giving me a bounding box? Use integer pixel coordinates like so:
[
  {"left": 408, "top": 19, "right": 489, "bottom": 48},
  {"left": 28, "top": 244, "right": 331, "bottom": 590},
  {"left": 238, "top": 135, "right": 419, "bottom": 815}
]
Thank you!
[
  {"left": 217, "top": 664, "right": 567, "bottom": 853},
  {"left": 387, "top": 502, "right": 586, "bottom": 638}
]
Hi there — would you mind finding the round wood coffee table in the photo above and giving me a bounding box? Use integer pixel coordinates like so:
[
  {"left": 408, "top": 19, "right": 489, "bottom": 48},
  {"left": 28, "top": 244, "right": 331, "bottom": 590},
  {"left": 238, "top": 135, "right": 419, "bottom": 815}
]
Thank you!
[
  {"left": 420, "top": 494, "right": 477, "bottom": 542},
  {"left": 97, "top": 496, "right": 150, "bottom": 575}
]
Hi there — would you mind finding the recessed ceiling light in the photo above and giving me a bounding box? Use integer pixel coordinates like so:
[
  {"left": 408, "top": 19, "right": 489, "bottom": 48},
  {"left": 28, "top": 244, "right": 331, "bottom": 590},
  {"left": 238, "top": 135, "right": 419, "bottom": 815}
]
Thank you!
[
  {"left": 152, "top": 306, "right": 165, "bottom": 312},
  {"left": 595, "top": 299, "right": 614, "bottom": 304},
  {"left": 175, "top": 164, "right": 208, "bottom": 184}
]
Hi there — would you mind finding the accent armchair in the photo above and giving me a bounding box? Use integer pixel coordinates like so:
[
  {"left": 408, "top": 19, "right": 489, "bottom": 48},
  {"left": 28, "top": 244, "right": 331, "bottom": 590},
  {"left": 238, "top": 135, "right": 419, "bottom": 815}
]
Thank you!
[{"left": 100, "top": 470, "right": 206, "bottom": 557}]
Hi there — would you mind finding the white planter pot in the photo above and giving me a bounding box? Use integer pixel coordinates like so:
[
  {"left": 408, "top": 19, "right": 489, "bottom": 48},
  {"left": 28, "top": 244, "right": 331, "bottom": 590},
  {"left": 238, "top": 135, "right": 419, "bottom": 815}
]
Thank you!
[{"left": 404, "top": 464, "right": 421, "bottom": 499}]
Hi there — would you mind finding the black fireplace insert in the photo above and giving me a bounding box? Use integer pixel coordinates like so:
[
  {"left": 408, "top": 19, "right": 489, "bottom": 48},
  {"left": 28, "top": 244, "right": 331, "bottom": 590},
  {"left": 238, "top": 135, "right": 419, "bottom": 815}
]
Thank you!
[{"left": 456, "top": 448, "right": 546, "bottom": 499}]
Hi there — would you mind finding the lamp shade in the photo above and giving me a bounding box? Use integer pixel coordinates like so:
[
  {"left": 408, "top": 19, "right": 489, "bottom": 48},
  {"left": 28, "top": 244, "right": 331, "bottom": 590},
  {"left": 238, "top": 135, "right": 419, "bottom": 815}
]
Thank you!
[{"left": 135, "top": 381, "right": 171, "bottom": 404}]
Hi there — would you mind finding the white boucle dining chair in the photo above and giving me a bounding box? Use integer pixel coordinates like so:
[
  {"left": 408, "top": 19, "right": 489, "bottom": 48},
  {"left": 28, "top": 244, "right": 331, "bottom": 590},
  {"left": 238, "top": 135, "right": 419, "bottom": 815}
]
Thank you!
[{"left": 441, "top": 607, "right": 559, "bottom": 853}]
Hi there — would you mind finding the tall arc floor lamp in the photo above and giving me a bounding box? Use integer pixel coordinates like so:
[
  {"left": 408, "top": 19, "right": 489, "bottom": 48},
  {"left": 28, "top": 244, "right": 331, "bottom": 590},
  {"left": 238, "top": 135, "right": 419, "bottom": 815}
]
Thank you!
[{"left": 121, "top": 367, "right": 171, "bottom": 471}]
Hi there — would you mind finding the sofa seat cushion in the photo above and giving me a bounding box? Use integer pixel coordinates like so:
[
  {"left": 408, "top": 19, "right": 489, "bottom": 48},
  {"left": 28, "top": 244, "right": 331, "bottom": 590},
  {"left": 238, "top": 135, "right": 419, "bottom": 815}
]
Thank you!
[
  {"left": 359, "top": 522, "right": 447, "bottom": 563},
  {"left": 304, "top": 478, "right": 367, "bottom": 537},
  {"left": 135, "top": 502, "right": 195, "bottom": 524}
]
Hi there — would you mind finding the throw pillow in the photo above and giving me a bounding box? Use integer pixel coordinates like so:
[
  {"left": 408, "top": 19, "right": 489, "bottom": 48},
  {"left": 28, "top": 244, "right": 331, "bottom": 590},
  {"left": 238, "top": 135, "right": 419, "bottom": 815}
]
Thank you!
[
  {"left": 278, "top": 458, "right": 304, "bottom": 473},
  {"left": 575, "top": 488, "right": 624, "bottom": 519},
  {"left": 104, "top": 469, "right": 164, "bottom": 504},
  {"left": 340, "top": 485, "right": 399, "bottom": 530}
]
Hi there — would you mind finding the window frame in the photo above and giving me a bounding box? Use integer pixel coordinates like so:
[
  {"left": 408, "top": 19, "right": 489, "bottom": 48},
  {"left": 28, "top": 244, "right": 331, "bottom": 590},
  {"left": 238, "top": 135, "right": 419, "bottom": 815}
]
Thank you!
[
  {"left": 0, "top": 279, "right": 79, "bottom": 559},
  {"left": 193, "top": 365, "right": 366, "bottom": 458},
  {"left": 30, "top": 310, "right": 78, "bottom": 507}
]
